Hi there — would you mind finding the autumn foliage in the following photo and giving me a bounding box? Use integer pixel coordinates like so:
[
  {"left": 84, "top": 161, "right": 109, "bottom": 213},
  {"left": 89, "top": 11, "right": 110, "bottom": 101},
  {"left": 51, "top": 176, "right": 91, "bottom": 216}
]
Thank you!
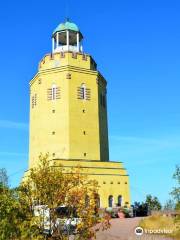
[{"left": 0, "top": 154, "right": 110, "bottom": 240}]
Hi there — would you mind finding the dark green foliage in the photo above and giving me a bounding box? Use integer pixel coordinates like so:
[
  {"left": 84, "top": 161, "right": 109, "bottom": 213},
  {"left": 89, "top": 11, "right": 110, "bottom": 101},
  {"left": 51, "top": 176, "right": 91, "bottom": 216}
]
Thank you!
[
  {"left": 132, "top": 195, "right": 161, "bottom": 217},
  {"left": 171, "top": 165, "right": 180, "bottom": 209},
  {"left": 132, "top": 201, "right": 149, "bottom": 216},
  {"left": 145, "top": 194, "right": 162, "bottom": 211}
]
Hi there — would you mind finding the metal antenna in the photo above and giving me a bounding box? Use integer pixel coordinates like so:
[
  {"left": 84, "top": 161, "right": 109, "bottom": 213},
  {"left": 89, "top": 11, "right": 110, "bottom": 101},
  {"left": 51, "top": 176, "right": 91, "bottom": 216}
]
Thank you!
[{"left": 65, "top": 0, "right": 70, "bottom": 22}]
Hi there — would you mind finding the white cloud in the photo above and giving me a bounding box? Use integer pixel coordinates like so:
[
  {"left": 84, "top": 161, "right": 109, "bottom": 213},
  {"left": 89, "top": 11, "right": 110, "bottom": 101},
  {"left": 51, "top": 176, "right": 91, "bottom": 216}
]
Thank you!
[
  {"left": 0, "top": 152, "right": 27, "bottom": 157},
  {"left": 109, "top": 135, "right": 180, "bottom": 148},
  {"left": 0, "top": 120, "right": 28, "bottom": 130},
  {"left": 109, "top": 135, "right": 180, "bottom": 165}
]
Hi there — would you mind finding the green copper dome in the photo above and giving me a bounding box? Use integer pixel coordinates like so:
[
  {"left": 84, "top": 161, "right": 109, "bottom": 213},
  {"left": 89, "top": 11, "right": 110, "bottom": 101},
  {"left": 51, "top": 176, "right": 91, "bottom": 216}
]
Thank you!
[{"left": 53, "top": 19, "right": 79, "bottom": 34}]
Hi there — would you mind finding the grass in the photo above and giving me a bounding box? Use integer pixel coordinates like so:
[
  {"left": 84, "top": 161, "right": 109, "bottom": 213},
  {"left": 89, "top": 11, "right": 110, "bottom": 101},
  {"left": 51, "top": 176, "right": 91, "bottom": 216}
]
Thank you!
[{"left": 139, "top": 214, "right": 180, "bottom": 239}]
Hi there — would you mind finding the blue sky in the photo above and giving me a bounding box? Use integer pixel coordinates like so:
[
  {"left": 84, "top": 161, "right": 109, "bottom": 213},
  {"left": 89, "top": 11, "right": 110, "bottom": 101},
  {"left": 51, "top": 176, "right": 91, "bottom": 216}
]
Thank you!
[{"left": 0, "top": 0, "right": 180, "bottom": 205}]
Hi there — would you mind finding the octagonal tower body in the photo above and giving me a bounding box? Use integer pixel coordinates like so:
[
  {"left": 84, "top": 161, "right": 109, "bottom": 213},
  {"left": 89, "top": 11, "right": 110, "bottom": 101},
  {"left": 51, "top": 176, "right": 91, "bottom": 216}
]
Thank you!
[{"left": 28, "top": 19, "right": 130, "bottom": 208}]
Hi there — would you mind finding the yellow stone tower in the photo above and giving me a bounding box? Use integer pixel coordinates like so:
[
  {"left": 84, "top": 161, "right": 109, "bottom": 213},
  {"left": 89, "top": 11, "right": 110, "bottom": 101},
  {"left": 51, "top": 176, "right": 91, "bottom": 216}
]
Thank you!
[{"left": 28, "top": 19, "right": 130, "bottom": 208}]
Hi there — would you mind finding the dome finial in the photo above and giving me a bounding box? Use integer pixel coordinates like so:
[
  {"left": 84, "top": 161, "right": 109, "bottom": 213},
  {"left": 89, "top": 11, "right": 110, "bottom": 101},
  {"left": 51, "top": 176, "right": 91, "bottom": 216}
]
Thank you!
[
  {"left": 53, "top": 20, "right": 80, "bottom": 34},
  {"left": 65, "top": 17, "right": 70, "bottom": 22},
  {"left": 52, "top": 20, "right": 83, "bottom": 53}
]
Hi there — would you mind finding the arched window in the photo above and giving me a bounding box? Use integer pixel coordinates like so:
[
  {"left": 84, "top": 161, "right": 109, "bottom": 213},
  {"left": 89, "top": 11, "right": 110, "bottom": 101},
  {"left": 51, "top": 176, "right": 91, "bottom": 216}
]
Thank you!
[
  {"left": 32, "top": 94, "right": 37, "bottom": 108},
  {"left": 81, "top": 83, "right": 86, "bottom": 100},
  {"left": 108, "top": 195, "right": 113, "bottom": 208},
  {"left": 52, "top": 84, "right": 57, "bottom": 100},
  {"left": 77, "top": 84, "right": 91, "bottom": 100},
  {"left": 47, "top": 84, "right": 60, "bottom": 101},
  {"left": 32, "top": 95, "right": 35, "bottom": 108},
  {"left": 118, "top": 195, "right": 122, "bottom": 207}
]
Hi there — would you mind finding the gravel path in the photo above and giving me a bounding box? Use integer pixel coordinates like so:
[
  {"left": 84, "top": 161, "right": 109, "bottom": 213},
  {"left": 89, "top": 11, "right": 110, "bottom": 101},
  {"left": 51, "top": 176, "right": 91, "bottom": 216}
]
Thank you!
[{"left": 96, "top": 217, "right": 173, "bottom": 240}]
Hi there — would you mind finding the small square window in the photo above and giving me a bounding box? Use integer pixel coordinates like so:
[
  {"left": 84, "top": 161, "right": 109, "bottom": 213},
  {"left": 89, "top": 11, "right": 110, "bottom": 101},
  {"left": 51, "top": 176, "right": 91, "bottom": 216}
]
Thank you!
[
  {"left": 52, "top": 109, "right": 55, "bottom": 113},
  {"left": 118, "top": 182, "right": 120, "bottom": 184},
  {"left": 110, "top": 182, "right": 113, "bottom": 184},
  {"left": 52, "top": 131, "right": 55, "bottom": 135},
  {"left": 66, "top": 73, "right": 71, "bottom": 79},
  {"left": 84, "top": 153, "right": 86, "bottom": 157},
  {"left": 103, "top": 181, "right": 106, "bottom": 184},
  {"left": 83, "top": 131, "right": 86, "bottom": 135},
  {"left": 82, "top": 109, "right": 85, "bottom": 113},
  {"left": 125, "top": 182, "right": 127, "bottom": 184},
  {"left": 38, "top": 79, "right": 41, "bottom": 84},
  {"left": 52, "top": 153, "right": 55, "bottom": 157}
]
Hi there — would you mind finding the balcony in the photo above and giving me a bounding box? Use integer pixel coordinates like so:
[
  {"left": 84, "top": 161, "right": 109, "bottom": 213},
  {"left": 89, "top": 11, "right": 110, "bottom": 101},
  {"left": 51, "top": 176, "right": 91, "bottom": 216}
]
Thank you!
[{"left": 53, "top": 45, "right": 82, "bottom": 53}]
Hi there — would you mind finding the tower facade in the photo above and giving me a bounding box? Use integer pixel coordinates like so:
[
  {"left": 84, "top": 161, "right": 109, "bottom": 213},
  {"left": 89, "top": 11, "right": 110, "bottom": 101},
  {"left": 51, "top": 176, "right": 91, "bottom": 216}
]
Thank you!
[{"left": 28, "top": 20, "right": 130, "bottom": 208}]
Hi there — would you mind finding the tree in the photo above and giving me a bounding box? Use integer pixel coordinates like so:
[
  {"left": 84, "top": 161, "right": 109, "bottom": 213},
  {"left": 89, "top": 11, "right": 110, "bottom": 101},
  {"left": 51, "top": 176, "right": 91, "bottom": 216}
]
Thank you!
[
  {"left": 0, "top": 185, "right": 19, "bottom": 240},
  {"left": 0, "top": 173, "right": 39, "bottom": 240},
  {"left": 163, "top": 199, "right": 175, "bottom": 210},
  {"left": 0, "top": 168, "right": 8, "bottom": 187},
  {"left": 20, "top": 154, "right": 109, "bottom": 239},
  {"left": 145, "top": 194, "right": 162, "bottom": 211},
  {"left": 132, "top": 202, "right": 148, "bottom": 216},
  {"left": 171, "top": 165, "right": 180, "bottom": 209},
  {"left": 0, "top": 155, "right": 109, "bottom": 240}
]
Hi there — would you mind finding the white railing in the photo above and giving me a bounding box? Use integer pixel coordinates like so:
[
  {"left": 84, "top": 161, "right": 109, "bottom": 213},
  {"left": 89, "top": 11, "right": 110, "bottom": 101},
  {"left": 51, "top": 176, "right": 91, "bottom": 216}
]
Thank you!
[{"left": 53, "top": 45, "right": 80, "bottom": 53}]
